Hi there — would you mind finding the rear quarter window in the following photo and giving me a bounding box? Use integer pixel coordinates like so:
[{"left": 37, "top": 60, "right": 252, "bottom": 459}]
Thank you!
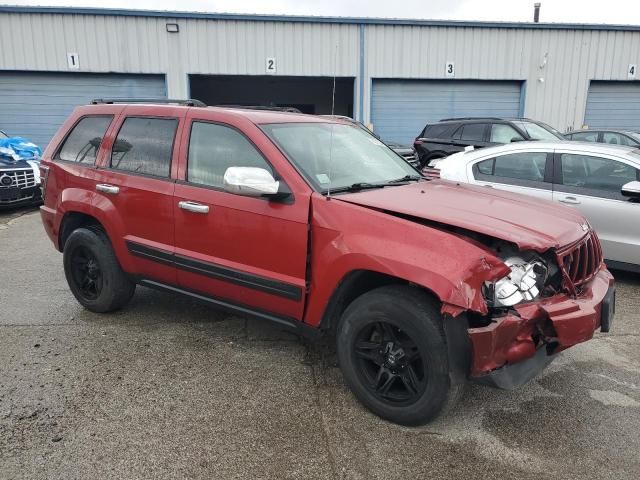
[
  {"left": 423, "top": 124, "right": 453, "bottom": 139},
  {"left": 55, "top": 116, "right": 113, "bottom": 164}
]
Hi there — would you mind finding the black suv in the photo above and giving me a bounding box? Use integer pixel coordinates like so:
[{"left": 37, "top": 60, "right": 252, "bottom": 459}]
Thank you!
[{"left": 413, "top": 117, "right": 564, "bottom": 168}]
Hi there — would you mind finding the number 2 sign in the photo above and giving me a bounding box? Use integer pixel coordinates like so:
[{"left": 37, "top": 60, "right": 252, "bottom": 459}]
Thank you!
[{"left": 266, "top": 57, "right": 277, "bottom": 74}]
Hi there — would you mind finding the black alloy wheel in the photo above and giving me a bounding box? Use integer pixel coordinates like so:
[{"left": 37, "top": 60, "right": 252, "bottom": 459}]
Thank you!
[
  {"left": 353, "top": 321, "right": 426, "bottom": 405},
  {"left": 69, "top": 245, "right": 103, "bottom": 301}
]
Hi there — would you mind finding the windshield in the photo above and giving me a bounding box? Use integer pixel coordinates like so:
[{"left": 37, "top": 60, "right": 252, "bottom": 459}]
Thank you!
[
  {"left": 513, "top": 121, "right": 564, "bottom": 141},
  {"left": 262, "top": 123, "right": 419, "bottom": 193}
]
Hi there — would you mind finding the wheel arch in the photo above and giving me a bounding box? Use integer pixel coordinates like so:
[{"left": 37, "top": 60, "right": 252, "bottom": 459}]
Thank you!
[
  {"left": 318, "top": 269, "right": 443, "bottom": 334},
  {"left": 58, "top": 211, "right": 106, "bottom": 252}
]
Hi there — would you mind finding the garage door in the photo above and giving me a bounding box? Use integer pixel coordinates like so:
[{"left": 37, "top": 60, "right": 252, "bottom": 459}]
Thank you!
[
  {"left": 371, "top": 80, "right": 523, "bottom": 145},
  {"left": 584, "top": 81, "right": 640, "bottom": 131},
  {"left": 0, "top": 72, "right": 166, "bottom": 149}
]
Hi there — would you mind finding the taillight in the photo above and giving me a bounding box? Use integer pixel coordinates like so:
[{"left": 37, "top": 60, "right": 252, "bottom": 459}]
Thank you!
[
  {"left": 422, "top": 167, "right": 440, "bottom": 179},
  {"left": 39, "top": 164, "right": 50, "bottom": 200}
]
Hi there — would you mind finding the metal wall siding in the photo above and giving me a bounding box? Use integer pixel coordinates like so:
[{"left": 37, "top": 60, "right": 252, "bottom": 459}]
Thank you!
[{"left": 2, "top": 11, "right": 640, "bottom": 132}]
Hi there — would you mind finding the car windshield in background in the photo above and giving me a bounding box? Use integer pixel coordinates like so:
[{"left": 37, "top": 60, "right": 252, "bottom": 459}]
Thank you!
[
  {"left": 513, "top": 121, "right": 564, "bottom": 141},
  {"left": 262, "top": 123, "right": 419, "bottom": 193}
]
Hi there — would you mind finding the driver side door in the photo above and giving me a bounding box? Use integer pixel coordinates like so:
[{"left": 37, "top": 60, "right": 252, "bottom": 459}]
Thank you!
[
  {"left": 173, "top": 118, "right": 311, "bottom": 320},
  {"left": 552, "top": 150, "right": 640, "bottom": 265}
]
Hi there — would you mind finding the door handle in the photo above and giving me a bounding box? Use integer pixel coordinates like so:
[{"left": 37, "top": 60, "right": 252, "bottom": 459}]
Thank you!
[
  {"left": 178, "top": 200, "right": 210, "bottom": 214},
  {"left": 96, "top": 184, "right": 120, "bottom": 195},
  {"left": 559, "top": 196, "right": 581, "bottom": 205}
]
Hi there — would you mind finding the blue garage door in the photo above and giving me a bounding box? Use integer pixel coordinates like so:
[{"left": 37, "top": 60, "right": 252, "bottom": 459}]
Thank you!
[
  {"left": 371, "top": 80, "right": 523, "bottom": 145},
  {"left": 584, "top": 81, "right": 640, "bottom": 131},
  {"left": 0, "top": 72, "right": 166, "bottom": 149}
]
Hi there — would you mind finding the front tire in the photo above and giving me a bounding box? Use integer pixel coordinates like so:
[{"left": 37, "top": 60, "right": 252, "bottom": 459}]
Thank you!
[
  {"left": 336, "top": 285, "right": 465, "bottom": 426},
  {"left": 63, "top": 227, "right": 135, "bottom": 313}
]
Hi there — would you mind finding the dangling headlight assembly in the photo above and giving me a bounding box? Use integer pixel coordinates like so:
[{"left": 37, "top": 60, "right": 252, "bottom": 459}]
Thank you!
[{"left": 484, "top": 256, "right": 549, "bottom": 308}]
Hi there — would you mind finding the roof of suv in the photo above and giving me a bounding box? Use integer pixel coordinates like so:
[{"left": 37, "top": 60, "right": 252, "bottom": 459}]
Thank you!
[
  {"left": 438, "top": 117, "right": 538, "bottom": 123},
  {"left": 83, "top": 101, "right": 338, "bottom": 125}
]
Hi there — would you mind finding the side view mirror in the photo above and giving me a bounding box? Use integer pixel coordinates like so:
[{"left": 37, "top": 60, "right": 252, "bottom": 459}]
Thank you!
[
  {"left": 223, "top": 167, "right": 287, "bottom": 199},
  {"left": 621, "top": 180, "right": 640, "bottom": 199}
]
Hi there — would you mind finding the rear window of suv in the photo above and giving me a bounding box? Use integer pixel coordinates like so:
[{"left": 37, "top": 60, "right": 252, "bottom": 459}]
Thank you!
[
  {"left": 56, "top": 116, "right": 113, "bottom": 164},
  {"left": 110, "top": 117, "right": 178, "bottom": 178},
  {"left": 421, "top": 124, "right": 454, "bottom": 139}
]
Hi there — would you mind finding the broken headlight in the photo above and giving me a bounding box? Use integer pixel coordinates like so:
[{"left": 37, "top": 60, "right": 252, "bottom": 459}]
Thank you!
[{"left": 485, "top": 256, "right": 549, "bottom": 308}]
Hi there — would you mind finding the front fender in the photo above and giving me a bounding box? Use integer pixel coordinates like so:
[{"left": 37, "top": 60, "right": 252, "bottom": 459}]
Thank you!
[{"left": 303, "top": 196, "right": 509, "bottom": 327}]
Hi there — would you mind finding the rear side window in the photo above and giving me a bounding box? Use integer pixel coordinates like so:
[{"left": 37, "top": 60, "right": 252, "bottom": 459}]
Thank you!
[
  {"left": 474, "top": 152, "right": 549, "bottom": 183},
  {"left": 56, "top": 116, "right": 113, "bottom": 164},
  {"left": 422, "top": 124, "right": 452, "bottom": 139},
  {"left": 458, "top": 123, "right": 487, "bottom": 142},
  {"left": 187, "top": 121, "right": 273, "bottom": 188},
  {"left": 110, "top": 117, "right": 177, "bottom": 178}
]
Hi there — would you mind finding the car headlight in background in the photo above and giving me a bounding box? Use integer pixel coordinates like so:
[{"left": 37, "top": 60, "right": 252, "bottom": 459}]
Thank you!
[
  {"left": 27, "top": 160, "right": 41, "bottom": 184},
  {"left": 486, "top": 257, "right": 549, "bottom": 307}
]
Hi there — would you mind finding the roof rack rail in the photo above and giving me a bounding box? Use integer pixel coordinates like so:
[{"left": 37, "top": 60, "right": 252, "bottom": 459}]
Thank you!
[
  {"left": 90, "top": 98, "right": 207, "bottom": 107},
  {"left": 216, "top": 105, "right": 302, "bottom": 113},
  {"left": 439, "top": 116, "right": 504, "bottom": 122}
]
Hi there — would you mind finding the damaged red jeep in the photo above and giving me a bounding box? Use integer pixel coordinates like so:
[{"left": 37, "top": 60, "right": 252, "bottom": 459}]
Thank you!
[{"left": 39, "top": 100, "right": 615, "bottom": 425}]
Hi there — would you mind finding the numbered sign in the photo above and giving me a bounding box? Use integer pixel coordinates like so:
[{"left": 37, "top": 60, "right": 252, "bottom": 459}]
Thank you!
[
  {"left": 67, "top": 52, "right": 79, "bottom": 70},
  {"left": 266, "top": 57, "right": 277, "bottom": 74},
  {"left": 629, "top": 64, "right": 637, "bottom": 80},
  {"left": 445, "top": 61, "right": 455, "bottom": 78}
]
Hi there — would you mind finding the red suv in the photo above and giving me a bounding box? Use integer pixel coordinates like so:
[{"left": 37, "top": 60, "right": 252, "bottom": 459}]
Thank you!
[{"left": 39, "top": 100, "right": 615, "bottom": 426}]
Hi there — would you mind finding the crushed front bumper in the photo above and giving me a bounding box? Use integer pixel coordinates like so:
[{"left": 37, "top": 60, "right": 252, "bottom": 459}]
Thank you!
[{"left": 467, "top": 267, "right": 614, "bottom": 387}]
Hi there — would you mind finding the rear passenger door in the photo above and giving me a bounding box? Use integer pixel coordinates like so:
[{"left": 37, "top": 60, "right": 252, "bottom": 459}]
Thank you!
[
  {"left": 93, "top": 108, "right": 185, "bottom": 285},
  {"left": 470, "top": 150, "right": 553, "bottom": 201},
  {"left": 552, "top": 151, "right": 640, "bottom": 264}
]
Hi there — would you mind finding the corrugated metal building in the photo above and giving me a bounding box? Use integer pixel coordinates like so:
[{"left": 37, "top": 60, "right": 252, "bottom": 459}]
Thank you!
[{"left": 1, "top": 6, "right": 640, "bottom": 147}]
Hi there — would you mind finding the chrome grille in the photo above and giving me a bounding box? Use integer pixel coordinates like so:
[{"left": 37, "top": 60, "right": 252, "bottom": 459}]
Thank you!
[
  {"left": 0, "top": 168, "right": 37, "bottom": 189},
  {"left": 557, "top": 231, "right": 603, "bottom": 295}
]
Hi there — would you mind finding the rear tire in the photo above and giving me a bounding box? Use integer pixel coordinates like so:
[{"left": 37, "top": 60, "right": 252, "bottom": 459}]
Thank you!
[
  {"left": 336, "top": 285, "right": 465, "bottom": 426},
  {"left": 63, "top": 227, "right": 135, "bottom": 313}
]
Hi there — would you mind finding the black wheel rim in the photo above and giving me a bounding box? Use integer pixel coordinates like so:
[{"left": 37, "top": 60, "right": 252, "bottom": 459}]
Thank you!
[
  {"left": 353, "top": 321, "right": 427, "bottom": 406},
  {"left": 70, "top": 246, "right": 103, "bottom": 301}
]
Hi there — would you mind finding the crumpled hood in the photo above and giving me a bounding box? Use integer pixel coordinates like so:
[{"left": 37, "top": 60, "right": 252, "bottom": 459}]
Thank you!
[{"left": 336, "top": 180, "right": 588, "bottom": 252}]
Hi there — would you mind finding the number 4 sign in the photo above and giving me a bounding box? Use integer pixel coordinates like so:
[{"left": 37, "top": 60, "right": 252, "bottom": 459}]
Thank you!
[{"left": 629, "top": 64, "right": 637, "bottom": 80}]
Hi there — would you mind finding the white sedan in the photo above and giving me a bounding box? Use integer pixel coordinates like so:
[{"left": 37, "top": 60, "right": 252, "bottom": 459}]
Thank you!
[{"left": 429, "top": 141, "right": 640, "bottom": 271}]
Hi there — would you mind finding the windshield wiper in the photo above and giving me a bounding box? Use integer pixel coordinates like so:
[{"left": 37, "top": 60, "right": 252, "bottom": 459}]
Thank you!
[
  {"left": 327, "top": 182, "right": 388, "bottom": 194},
  {"left": 386, "top": 175, "right": 423, "bottom": 183}
]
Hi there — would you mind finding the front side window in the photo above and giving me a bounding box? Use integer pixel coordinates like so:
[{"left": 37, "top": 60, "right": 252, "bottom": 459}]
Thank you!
[
  {"left": 602, "top": 132, "right": 634, "bottom": 146},
  {"left": 490, "top": 124, "right": 524, "bottom": 143},
  {"left": 56, "top": 116, "right": 113, "bottom": 164},
  {"left": 474, "top": 152, "right": 548, "bottom": 183},
  {"left": 187, "top": 122, "right": 273, "bottom": 188},
  {"left": 262, "top": 123, "right": 417, "bottom": 193},
  {"left": 560, "top": 153, "right": 639, "bottom": 197},
  {"left": 568, "top": 131, "right": 598, "bottom": 143},
  {"left": 110, "top": 117, "right": 177, "bottom": 177},
  {"left": 512, "top": 121, "right": 563, "bottom": 141}
]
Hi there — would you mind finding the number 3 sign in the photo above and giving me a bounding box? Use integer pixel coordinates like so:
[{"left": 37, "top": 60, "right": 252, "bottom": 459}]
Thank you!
[{"left": 445, "top": 61, "right": 455, "bottom": 77}]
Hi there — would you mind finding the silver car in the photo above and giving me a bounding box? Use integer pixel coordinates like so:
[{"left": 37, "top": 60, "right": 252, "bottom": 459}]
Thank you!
[{"left": 431, "top": 141, "right": 640, "bottom": 272}]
